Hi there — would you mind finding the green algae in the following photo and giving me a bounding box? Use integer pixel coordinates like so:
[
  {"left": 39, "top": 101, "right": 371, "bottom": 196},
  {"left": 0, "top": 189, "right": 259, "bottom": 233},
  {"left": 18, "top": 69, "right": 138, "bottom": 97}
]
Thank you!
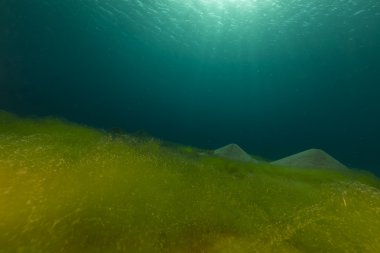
[{"left": 0, "top": 110, "right": 379, "bottom": 253}]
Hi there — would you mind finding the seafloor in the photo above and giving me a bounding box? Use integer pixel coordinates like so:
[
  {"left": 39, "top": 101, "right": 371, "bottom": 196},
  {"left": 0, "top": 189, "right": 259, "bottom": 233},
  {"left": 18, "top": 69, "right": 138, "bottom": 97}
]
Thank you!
[{"left": 0, "top": 110, "right": 379, "bottom": 252}]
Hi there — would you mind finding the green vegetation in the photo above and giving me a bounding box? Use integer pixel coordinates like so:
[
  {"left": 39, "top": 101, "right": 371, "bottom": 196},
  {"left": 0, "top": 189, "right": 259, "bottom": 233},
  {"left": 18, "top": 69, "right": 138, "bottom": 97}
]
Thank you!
[{"left": 0, "top": 110, "right": 380, "bottom": 253}]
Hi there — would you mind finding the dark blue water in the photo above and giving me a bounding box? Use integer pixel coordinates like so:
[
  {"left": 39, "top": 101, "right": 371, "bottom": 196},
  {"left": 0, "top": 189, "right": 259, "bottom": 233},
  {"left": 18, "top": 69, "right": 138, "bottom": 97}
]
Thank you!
[{"left": 1, "top": 0, "right": 380, "bottom": 173}]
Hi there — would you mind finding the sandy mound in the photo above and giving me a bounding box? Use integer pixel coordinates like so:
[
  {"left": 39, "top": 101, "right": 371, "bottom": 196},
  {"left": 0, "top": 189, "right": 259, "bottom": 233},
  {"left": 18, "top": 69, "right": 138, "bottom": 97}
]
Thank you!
[
  {"left": 271, "top": 148, "right": 347, "bottom": 169},
  {"left": 214, "top": 144, "right": 258, "bottom": 163}
]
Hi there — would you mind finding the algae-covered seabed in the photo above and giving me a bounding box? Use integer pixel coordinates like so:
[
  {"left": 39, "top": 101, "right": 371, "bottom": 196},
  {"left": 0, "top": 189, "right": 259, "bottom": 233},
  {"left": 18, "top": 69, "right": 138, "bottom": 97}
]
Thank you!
[{"left": 0, "top": 110, "right": 379, "bottom": 253}]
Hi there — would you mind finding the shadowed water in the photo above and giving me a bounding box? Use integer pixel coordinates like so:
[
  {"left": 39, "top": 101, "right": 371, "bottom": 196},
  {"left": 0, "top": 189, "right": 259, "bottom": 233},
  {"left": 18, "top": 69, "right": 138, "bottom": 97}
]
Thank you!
[{"left": 1, "top": 0, "right": 379, "bottom": 173}]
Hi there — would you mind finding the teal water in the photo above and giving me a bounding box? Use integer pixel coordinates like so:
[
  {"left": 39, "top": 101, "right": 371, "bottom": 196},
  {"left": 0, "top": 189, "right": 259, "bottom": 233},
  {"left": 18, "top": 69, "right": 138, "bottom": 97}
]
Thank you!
[{"left": 1, "top": 0, "right": 379, "bottom": 172}]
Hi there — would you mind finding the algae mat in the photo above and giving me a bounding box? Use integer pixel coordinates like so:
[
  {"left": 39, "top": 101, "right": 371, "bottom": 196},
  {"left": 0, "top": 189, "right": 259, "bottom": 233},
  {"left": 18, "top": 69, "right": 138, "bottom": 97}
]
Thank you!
[{"left": 0, "top": 111, "right": 380, "bottom": 252}]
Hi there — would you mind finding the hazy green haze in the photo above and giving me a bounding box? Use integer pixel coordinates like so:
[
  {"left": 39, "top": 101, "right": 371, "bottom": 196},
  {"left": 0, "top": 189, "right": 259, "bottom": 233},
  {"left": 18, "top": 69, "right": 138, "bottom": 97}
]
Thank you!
[
  {"left": 0, "top": 0, "right": 379, "bottom": 171},
  {"left": 1, "top": 1, "right": 380, "bottom": 251}
]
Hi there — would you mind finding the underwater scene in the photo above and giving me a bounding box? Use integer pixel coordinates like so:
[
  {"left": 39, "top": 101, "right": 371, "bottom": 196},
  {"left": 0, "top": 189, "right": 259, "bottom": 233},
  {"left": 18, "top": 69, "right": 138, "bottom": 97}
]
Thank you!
[{"left": 1, "top": 0, "right": 380, "bottom": 252}]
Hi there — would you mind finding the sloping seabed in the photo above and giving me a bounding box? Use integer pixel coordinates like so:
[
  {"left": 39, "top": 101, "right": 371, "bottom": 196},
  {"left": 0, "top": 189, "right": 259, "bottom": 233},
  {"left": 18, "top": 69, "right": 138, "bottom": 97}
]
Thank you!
[{"left": 0, "top": 110, "right": 380, "bottom": 253}]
